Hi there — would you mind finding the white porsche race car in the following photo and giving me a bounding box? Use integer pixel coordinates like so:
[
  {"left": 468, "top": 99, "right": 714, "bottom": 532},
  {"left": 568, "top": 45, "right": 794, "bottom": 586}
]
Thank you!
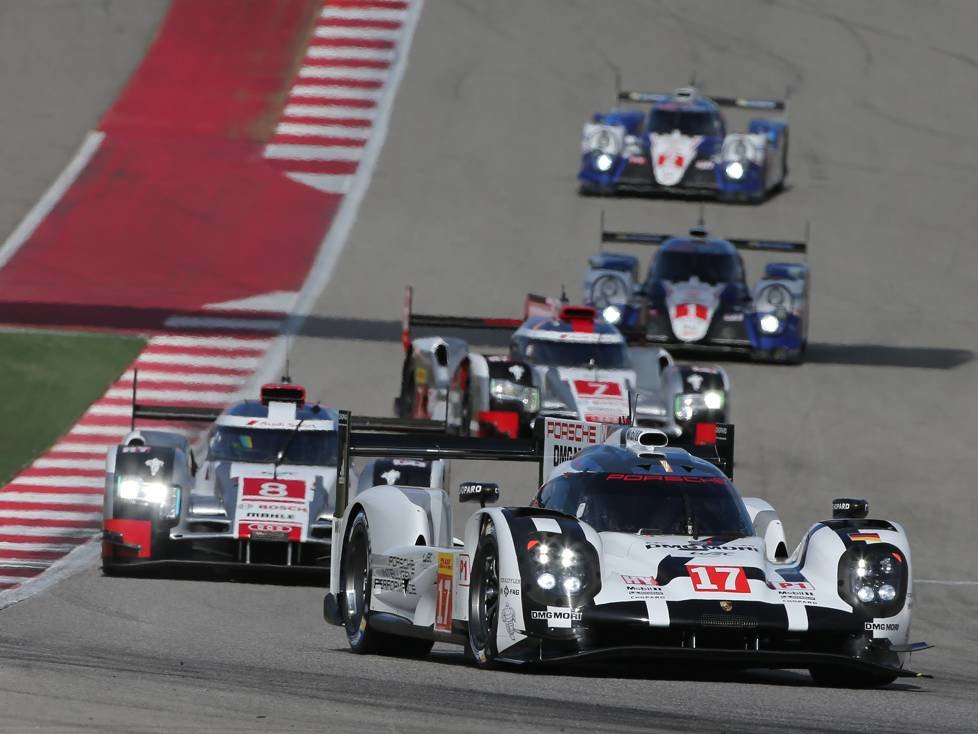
[{"left": 323, "top": 415, "right": 930, "bottom": 686}]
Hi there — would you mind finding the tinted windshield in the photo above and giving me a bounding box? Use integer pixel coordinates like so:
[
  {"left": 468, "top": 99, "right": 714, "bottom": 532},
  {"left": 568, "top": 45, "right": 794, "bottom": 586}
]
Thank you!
[
  {"left": 537, "top": 472, "right": 752, "bottom": 537},
  {"left": 207, "top": 426, "right": 337, "bottom": 466},
  {"left": 650, "top": 250, "right": 743, "bottom": 285},
  {"left": 512, "top": 336, "right": 631, "bottom": 369},
  {"left": 649, "top": 109, "right": 722, "bottom": 136}
]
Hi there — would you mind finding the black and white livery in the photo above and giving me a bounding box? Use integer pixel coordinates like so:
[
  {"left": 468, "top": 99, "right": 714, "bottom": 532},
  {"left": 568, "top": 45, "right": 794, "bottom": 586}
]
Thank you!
[{"left": 323, "top": 416, "right": 929, "bottom": 686}]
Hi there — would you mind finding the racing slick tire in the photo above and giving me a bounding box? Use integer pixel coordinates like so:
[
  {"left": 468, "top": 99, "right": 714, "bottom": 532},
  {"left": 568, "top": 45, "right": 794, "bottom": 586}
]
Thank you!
[
  {"left": 466, "top": 521, "right": 502, "bottom": 668},
  {"left": 808, "top": 665, "right": 899, "bottom": 689},
  {"left": 340, "top": 508, "right": 433, "bottom": 658}
]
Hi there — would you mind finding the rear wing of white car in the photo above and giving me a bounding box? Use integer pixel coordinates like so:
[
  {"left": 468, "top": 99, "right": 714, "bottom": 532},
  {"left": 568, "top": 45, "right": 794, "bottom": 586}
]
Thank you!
[
  {"left": 400, "top": 286, "right": 558, "bottom": 351},
  {"left": 334, "top": 414, "right": 736, "bottom": 519}
]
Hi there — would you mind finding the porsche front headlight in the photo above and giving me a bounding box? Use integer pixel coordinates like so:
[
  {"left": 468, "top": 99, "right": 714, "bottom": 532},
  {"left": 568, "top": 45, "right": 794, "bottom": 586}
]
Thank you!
[{"left": 839, "top": 543, "right": 908, "bottom": 617}]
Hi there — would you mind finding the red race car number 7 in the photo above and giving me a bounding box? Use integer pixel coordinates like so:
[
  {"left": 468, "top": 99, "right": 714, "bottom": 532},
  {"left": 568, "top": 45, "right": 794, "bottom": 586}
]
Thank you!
[{"left": 687, "top": 565, "right": 749, "bottom": 593}]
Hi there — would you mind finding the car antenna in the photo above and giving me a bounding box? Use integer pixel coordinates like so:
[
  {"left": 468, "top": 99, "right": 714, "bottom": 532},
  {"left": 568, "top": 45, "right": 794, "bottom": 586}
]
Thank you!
[
  {"left": 629, "top": 387, "right": 638, "bottom": 427},
  {"left": 560, "top": 285, "right": 569, "bottom": 305},
  {"left": 613, "top": 69, "right": 621, "bottom": 106},
  {"left": 282, "top": 336, "right": 293, "bottom": 384}
]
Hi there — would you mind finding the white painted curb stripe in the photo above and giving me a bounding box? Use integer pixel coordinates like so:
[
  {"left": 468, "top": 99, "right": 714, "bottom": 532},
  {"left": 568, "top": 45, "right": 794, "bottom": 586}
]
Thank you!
[
  {"left": 9, "top": 476, "right": 103, "bottom": 488},
  {"left": 149, "top": 335, "right": 272, "bottom": 350},
  {"left": 265, "top": 144, "right": 364, "bottom": 161},
  {"left": 0, "top": 493, "right": 102, "bottom": 505},
  {"left": 51, "top": 443, "right": 112, "bottom": 455},
  {"left": 291, "top": 84, "right": 381, "bottom": 100},
  {"left": 68, "top": 425, "right": 130, "bottom": 437},
  {"left": 0, "top": 526, "right": 93, "bottom": 537},
  {"left": 306, "top": 46, "right": 395, "bottom": 61},
  {"left": 86, "top": 404, "right": 132, "bottom": 417},
  {"left": 275, "top": 122, "right": 371, "bottom": 139},
  {"left": 119, "top": 370, "right": 246, "bottom": 385},
  {"left": 0, "top": 541, "right": 80, "bottom": 552},
  {"left": 0, "top": 131, "right": 105, "bottom": 270},
  {"left": 284, "top": 103, "right": 377, "bottom": 120},
  {"left": 299, "top": 66, "right": 388, "bottom": 81},
  {"left": 321, "top": 7, "right": 406, "bottom": 21},
  {"left": 313, "top": 27, "right": 400, "bottom": 42},
  {"left": 286, "top": 172, "right": 352, "bottom": 194},
  {"left": 135, "top": 353, "right": 262, "bottom": 368},
  {"left": 105, "top": 387, "right": 230, "bottom": 404},
  {"left": 0, "top": 510, "right": 100, "bottom": 520},
  {"left": 32, "top": 458, "right": 105, "bottom": 471}
]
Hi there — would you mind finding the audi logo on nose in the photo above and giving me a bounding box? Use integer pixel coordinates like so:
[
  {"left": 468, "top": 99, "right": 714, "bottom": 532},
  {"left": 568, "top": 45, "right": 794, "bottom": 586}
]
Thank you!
[{"left": 248, "top": 523, "right": 291, "bottom": 533}]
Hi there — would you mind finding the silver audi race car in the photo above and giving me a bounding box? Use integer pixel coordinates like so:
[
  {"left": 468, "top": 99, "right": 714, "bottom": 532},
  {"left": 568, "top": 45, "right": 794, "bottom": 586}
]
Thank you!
[
  {"left": 323, "top": 415, "right": 930, "bottom": 686},
  {"left": 102, "top": 382, "right": 344, "bottom": 573},
  {"left": 395, "top": 287, "right": 730, "bottom": 442}
]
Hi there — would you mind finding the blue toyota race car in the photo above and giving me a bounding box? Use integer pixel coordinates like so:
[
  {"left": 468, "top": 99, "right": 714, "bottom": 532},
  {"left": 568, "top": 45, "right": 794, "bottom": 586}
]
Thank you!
[
  {"left": 582, "top": 219, "right": 810, "bottom": 364},
  {"left": 578, "top": 86, "right": 788, "bottom": 203}
]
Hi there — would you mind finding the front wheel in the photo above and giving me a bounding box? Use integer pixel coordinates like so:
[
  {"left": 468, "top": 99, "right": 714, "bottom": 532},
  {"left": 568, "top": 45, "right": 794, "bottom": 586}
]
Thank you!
[
  {"left": 339, "top": 509, "right": 433, "bottom": 658},
  {"left": 467, "top": 524, "right": 501, "bottom": 668}
]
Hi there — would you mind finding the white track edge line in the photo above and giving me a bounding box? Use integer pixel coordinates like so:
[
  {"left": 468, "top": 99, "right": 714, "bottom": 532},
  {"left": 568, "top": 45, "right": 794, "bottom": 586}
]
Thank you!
[{"left": 0, "top": 131, "right": 105, "bottom": 270}]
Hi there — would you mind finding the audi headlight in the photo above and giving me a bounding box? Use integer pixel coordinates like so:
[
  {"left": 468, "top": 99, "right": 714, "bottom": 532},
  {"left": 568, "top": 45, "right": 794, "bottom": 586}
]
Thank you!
[
  {"left": 116, "top": 476, "right": 180, "bottom": 518},
  {"left": 839, "top": 543, "right": 908, "bottom": 617},
  {"left": 725, "top": 160, "right": 745, "bottom": 180},
  {"left": 490, "top": 379, "right": 540, "bottom": 413},
  {"left": 703, "top": 390, "right": 724, "bottom": 411}
]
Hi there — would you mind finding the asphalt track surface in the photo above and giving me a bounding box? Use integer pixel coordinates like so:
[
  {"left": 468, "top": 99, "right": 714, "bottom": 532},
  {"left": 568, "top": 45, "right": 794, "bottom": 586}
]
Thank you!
[{"left": 2, "top": 1, "right": 978, "bottom": 732}]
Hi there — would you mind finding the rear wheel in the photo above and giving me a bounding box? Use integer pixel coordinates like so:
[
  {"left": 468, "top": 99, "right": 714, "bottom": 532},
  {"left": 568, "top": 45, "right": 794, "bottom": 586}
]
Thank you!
[
  {"left": 467, "top": 523, "right": 501, "bottom": 668},
  {"left": 809, "top": 665, "right": 898, "bottom": 688}
]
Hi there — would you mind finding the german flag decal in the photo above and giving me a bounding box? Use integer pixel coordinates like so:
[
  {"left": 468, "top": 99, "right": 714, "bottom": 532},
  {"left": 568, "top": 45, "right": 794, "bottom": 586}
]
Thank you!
[{"left": 848, "top": 532, "right": 881, "bottom": 543}]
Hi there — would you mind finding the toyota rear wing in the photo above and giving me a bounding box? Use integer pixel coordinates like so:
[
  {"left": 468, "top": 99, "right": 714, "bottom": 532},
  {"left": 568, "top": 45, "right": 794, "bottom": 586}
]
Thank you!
[
  {"left": 401, "top": 286, "right": 557, "bottom": 351},
  {"left": 600, "top": 215, "right": 809, "bottom": 257},
  {"left": 616, "top": 88, "right": 785, "bottom": 112}
]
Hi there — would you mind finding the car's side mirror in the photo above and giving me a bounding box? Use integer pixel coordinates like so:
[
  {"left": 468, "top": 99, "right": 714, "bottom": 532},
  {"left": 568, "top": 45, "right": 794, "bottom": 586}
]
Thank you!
[
  {"left": 832, "top": 498, "right": 869, "bottom": 519},
  {"left": 458, "top": 482, "right": 500, "bottom": 508}
]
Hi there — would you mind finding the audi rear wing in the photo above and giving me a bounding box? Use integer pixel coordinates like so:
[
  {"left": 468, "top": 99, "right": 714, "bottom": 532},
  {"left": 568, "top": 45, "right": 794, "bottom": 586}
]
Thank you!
[
  {"left": 129, "top": 369, "right": 451, "bottom": 435},
  {"left": 334, "top": 410, "right": 545, "bottom": 517},
  {"left": 401, "top": 286, "right": 557, "bottom": 350}
]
